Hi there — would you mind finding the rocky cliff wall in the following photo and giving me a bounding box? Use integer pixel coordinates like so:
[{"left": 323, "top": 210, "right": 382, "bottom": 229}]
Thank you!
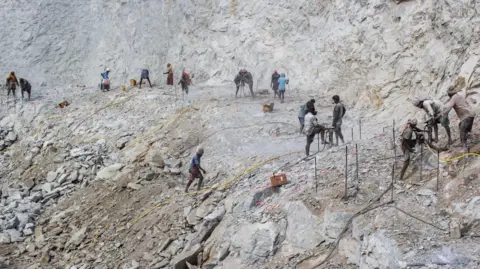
[{"left": 1, "top": 0, "right": 480, "bottom": 114}]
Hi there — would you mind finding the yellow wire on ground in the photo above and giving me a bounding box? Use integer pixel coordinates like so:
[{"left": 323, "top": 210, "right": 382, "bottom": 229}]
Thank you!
[
  {"left": 129, "top": 150, "right": 303, "bottom": 226},
  {"left": 426, "top": 146, "right": 480, "bottom": 163},
  {"left": 124, "top": 102, "right": 195, "bottom": 151}
]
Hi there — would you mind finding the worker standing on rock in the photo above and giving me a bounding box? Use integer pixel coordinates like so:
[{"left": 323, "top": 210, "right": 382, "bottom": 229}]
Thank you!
[
  {"left": 278, "top": 73, "right": 289, "bottom": 103},
  {"left": 100, "top": 68, "right": 110, "bottom": 91},
  {"left": 19, "top": 78, "right": 32, "bottom": 101},
  {"left": 332, "top": 95, "right": 346, "bottom": 146},
  {"left": 185, "top": 147, "right": 207, "bottom": 193},
  {"left": 436, "top": 86, "right": 475, "bottom": 149},
  {"left": 164, "top": 63, "right": 173, "bottom": 85},
  {"left": 6, "top": 72, "right": 19, "bottom": 98},
  {"left": 298, "top": 99, "right": 316, "bottom": 134},
  {"left": 271, "top": 69, "right": 280, "bottom": 98},
  {"left": 413, "top": 97, "right": 452, "bottom": 145},
  {"left": 303, "top": 107, "right": 326, "bottom": 156},
  {"left": 399, "top": 119, "right": 423, "bottom": 181},
  {"left": 139, "top": 69, "right": 152, "bottom": 88},
  {"left": 179, "top": 71, "right": 191, "bottom": 94}
]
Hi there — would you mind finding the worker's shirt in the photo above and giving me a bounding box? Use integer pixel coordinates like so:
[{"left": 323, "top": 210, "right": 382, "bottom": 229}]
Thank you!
[
  {"left": 422, "top": 99, "right": 444, "bottom": 119},
  {"left": 298, "top": 103, "right": 307, "bottom": 118},
  {"left": 101, "top": 72, "right": 109, "bottom": 79},
  {"left": 333, "top": 103, "right": 345, "bottom": 126},
  {"left": 401, "top": 126, "right": 418, "bottom": 150},
  {"left": 167, "top": 66, "right": 173, "bottom": 75},
  {"left": 278, "top": 77, "right": 288, "bottom": 91},
  {"left": 190, "top": 154, "right": 201, "bottom": 171},
  {"left": 271, "top": 72, "right": 280, "bottom": 85},
  {"left": 441, "top": 92, "right": 474, "bottom": 121},
  {"left": 303, "top": 112, "right": 318, "bottom": 136}
]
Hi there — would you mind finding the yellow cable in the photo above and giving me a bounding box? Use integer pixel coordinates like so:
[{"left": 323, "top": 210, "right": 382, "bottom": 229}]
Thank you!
[
  {"left": 426, "top": 146, "right": 480, "bottom": 163},
  {"left": 128, "top": 150, "right": 303, "bottom": 226}
]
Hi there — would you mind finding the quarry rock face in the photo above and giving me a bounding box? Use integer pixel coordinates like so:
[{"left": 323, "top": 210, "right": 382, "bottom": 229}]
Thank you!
[{"left": 1, "top": 0, "right": 479, "bottom": 119}]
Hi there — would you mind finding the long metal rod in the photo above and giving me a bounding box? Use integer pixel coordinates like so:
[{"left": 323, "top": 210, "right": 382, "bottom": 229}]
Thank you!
[
  {"left": 359, "top": 119, "right": 362, "bottom": 140},
  {"left": 351, "top": 128, "right": 354, "bottom": 141},
  {"left": 356, "top": 144, "right": 359, "bottom": 183},
  {"left": 344, "top": 146, "right": 348, "bottom": 200},
  {"left": 315, "top": 157, "right": 318, "bottom": 193},
  {"left": 420, "top": 142, "right": 423, "bottom": 181},
  {"left": 393, "top": 120, "right": 396, "bottom": 165},
  {"left": 317, "top": 133, "right": 320, "bottom": 152},
  {"left": 436, "top": 149, "right": 440, "bottom": 191},
  {"left": 391, "top": 163, "right": 395, "bottom": 201}
]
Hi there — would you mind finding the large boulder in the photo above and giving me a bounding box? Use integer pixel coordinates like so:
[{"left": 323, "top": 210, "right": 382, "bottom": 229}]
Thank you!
[
  {"left": 231, "top": 221, "right": 284, "bottom": 264},
  {"left": 284, "top": 201, "right": 324, "bottom": 251},
  {"left": 359, "top": 230, "right": 403, "bottom": 269},
  {"left": 322, "top": 207, "right": 353, "bottom": 242}
]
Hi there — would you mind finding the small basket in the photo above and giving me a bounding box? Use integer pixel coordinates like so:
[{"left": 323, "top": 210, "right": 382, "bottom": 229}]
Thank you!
[
  {"left": 263, "top": 102, "right": 274, "bottom": 113},
  {"left": 130, "top": 79, "right": 137, "bottom": 87}
]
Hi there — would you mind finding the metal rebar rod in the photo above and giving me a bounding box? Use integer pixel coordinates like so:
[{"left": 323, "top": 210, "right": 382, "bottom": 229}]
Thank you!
[
  {"left": 437, "top": 149, "right": 440, "bottom": 191},
  {"left": 356, "top": 144, "right": 359, "bottom": 183},
  {"left": 391, "top": 163, "right": 395, "bottom": 201},
  {"left": 344, "top": 146, "right": 348, "bottom": 200},
  {"left": 393, "top": 120, "right": 396, "bottom": 164},
  {"left": 317, "top": 132, "right": 320, "bottom": 152},
  {"left": 315, "top": 157, "right": 318, "bottom": 193},
  {"left": 359, "top": 119, "right": 362, "bottom": 140},
  {"left": 420, "top": 142, "right": 423, "bottom": 181}
]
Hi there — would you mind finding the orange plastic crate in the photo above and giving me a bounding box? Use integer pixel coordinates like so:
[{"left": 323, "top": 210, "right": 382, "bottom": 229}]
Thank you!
[{"left": 270, "top": 173, "right": 287, "bottom": 187}]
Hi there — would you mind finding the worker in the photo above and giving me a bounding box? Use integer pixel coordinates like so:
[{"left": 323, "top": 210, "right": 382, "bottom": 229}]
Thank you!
[
  {"left": 332, "top": 95, "right": 346, "bottom": 146},
  {"left": 19, "top": 78, "right": 32, "bottom": 101},
  {"left": 278, "top": 73, "right": 289, "bottom": 103},
  {"left": 164, "top": 63, "right": 173, "bottom": 85},
  {"left": 271, "top": 69, "right": 280, "bottom": 98},
  {"left": 185, "top": 147, "right": 207, "bottom": 193},
  {"left": 100, "top": 68, "right": 110, "bottom": 91},
  {"left": 436, "top": 85, "right": 475, "bottom": 149},
  {"left": 399, "top": 119, "right": 424, "bottom": 181},
  {"left": 303, "top": 107, "right": 326, "bottom": 156},
  {"left": 139, "top": 69, "right": 152, "bottom": 88},
  {"left": 234, "top": 69, "right": 254, "bottom": 98},
  {"left": 178, "top": 71, "right": 191, "bottom": 94},
  {"left": 412, "top": 97, "right": 452, "bottom": 145},
  {"left": 298, "top": 99, "right": 316, "bottom": 133},
  {"left": 6, "top": 72, "right": 19, "bottom": 97}
]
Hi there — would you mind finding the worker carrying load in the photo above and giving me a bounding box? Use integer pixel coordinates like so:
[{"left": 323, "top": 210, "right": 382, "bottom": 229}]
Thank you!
[
  {"left": 185, "top": 147, "right": 207, "bottom": 193},
  {"left": 100, "top": 68, "right": 110, "bottom": 92},
  {"left": 139, "top": 68, "right": 152, "bottom": 89},
  {"left": 412, "top": 97, "right": 452, "bottom": 145},
  {"left": 6, "top": 71, "right": 19, "bottom": 97},
  {"left": 234, "top": 69, "right": 254, "bottom": 98},
  {"left": 178, "top": 71, "right": 191, "bottom": 94},
  {"left": 19, "top": 78, "right": 32, "bottom": 101}
]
